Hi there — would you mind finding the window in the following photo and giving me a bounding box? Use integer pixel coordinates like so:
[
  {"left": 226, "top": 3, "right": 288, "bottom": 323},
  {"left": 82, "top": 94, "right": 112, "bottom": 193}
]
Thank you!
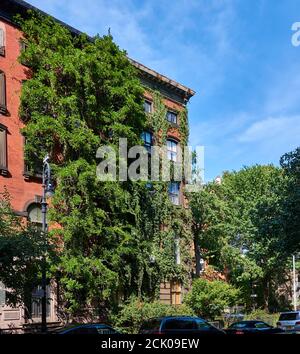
[
  {"left": 0, "top": 71, "right": 6, "bottom": 113},
  {"left": 0, "top": 28, "right": 5, "bottom": 56},
  {"left": 141, "top": 131, "right": 153, "bottom": 153},
  {"left": 31, "top": 286, "right": 51, "bottom": 318},
  {"left": 0, "top": 125, "right": 7, "bottom": 173},
  {"left": 144, "top": 100, "right": 152, "bottom": 113},
  {"left": 167, "top": 139, "right": 178, "bottom": 162},
  {"left": 0, "top": 281, "right": 6, "bottom": 306},
  {"left": 166, "top": 111, "right": 177, "bottom": 124},
  {"left": 168, "top": 182, "right": 180, "bottom": 205},
  {"left": 195, "top": 319, "right": 212, "bottom": 330},
  {"left": 164, "top": 319, "right": 196, "bottom": 330}
]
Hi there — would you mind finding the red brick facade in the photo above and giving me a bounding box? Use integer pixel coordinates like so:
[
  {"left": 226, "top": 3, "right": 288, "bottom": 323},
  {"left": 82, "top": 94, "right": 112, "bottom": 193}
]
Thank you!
[{"left": 0, "top": 18, "right": 41, "bottom": 214}]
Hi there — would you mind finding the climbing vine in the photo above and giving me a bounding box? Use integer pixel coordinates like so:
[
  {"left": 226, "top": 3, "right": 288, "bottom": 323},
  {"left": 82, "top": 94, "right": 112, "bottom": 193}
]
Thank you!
[{"left": 17, "top": 11, "right": 193, "bottom": 316}]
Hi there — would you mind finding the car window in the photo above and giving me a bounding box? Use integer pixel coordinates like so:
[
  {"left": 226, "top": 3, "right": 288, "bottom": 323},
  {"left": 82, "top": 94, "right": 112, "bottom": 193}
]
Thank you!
[
  {"left": 140, "top": 319, "right": 162, "bottom": 331},
  {"left": 164, "top": 319, "right": 196, "bottom": 330},
  {"left": 279, "top": 313, "right": 298, "bottom": 321},
  {"left": 230, "top": 322, "right": 248, "bottom": 329},
  {"left": 195, "top": 319, "right": 212, "bottom": 330},
  {"left": 254, "top": 322, "right": 270, "bottom": 329}
]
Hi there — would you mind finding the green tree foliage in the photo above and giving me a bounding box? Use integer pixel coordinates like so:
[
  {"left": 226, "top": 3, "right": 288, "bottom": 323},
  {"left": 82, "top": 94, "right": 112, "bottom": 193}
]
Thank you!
[
  {"left": 184, "top": 278, "right": 240, "bottom": 320},
  {"left": 0, "top": 190, "right": 45, "bottom": 317},
  {"left": 280, "top": 147, "right": 300, "bottom": 254},
  {"left": 189, "top": 165, "right": 292, "bottom": 311}
]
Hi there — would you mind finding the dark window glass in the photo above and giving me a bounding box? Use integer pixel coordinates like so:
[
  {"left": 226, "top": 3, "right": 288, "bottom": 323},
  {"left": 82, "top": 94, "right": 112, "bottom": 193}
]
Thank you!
[
  {"left": 144, "top": 100, "right": 152, "bottom": 113},
  {"left": 0, "top": 126, "right": 7, "bottom": 170},
  {"left": 254, "top": 322, "right": 270, "bottom": 328},
  {"left": 142, "top": 131, "right": 153, "bottom": 153},
  {"left": 0, "top": 28, "right": 5, "bottom": 56},
  {"left": 0, "top": 71, "right": 6, "bottom": 112},
  {"left": 230, "top": 322, "right": 248, "bottom": 329},
  {"left": 31, "top": 286, "right": 51, "bottom": 318},
  {"left": 279, "top": 313, "right": 298, "bottom": 321},
  {"left": 195, "top": 319, "right": 212, "bottom": 330},
  {"left": 164, "top": 319, "right": 196, "bottom": 330},
  {"left": 166, "top": 111, "right": 177, "bottom": 124}
]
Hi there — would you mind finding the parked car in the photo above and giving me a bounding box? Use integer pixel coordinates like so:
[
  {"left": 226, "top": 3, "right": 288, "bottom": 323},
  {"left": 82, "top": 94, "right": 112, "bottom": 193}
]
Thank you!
[
  {"left": 139, "top": 316, "right": 225, "bottom": 335},
  {"left": 55, "top": 323, "right": 119, "bottom": 334},
  {"left": 225, "top": 320, "right": 283, "bottom": 335},
  {"left": 277, "top": 311, "right": 300, "bottom": 332}
]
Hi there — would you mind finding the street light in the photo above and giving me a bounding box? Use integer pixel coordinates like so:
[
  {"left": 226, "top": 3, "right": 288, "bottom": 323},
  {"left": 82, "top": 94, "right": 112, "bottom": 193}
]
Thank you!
[{"left": 41, "top": 155, "right": 54, "bottom": 333}]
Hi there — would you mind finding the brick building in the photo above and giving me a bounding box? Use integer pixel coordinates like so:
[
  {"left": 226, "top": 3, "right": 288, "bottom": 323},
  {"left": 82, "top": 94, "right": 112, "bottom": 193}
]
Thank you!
[{"left": 0, "top": 0, "right": 194, "bottom": 331}]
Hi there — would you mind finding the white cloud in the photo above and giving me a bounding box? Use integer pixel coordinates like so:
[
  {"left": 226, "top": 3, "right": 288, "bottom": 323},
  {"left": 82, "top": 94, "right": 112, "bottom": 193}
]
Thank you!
[{"left": 238, "top": 116, "right": 300, "bottom": 152}]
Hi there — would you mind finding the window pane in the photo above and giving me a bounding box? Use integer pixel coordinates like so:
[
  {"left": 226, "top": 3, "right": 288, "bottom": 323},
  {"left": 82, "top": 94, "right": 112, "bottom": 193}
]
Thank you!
[
  {"left": 168, "top": 182, "right": 180, "bottom": 205},
  {"left": 0, "top": 72, "right": 6, "bottom": 110},
  {"left": 144, "top": 100, "right": 152, "bottom": 113},
  {"left": 164, "top": 319, "right": 195, "bottom": 330},
  {"left": 0, "top": 128, "right": 7, "bottom": 169},
  {"left": 167, "top": 111, "right": 177, "bottom": 124},
  {"left": 167, "top": 140, "right": 178, "bottom": 162},
  {"left": 0, "top": 29, "right": 4, "bottom": 47}
]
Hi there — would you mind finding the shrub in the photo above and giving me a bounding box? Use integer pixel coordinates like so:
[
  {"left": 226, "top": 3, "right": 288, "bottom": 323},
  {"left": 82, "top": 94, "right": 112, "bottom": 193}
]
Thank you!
[
  {"left": 111, "top": 296, "right": 195, "bottom": 334},
  {"left": 244, "top": 309, "right": 279, "bottom": 327},
  {"left": 184, "top": 278, "right": 240, "bottom": 320}
]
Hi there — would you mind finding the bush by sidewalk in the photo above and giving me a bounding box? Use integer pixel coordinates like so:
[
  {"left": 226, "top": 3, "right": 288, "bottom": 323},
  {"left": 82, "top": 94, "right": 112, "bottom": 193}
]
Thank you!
[{"left": 111, "top": 297, "right": 195, "bottom": 334}]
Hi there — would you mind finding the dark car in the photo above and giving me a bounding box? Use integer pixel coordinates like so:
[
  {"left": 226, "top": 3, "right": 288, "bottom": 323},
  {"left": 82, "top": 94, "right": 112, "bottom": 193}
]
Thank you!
[
  {"left": 55, "top": 323, "right": 119, "bottom": 334},
  {"left": 139, "top": 316, "right": 225, "bottom": 335},
  {"left": 225, "top": 320, "right": 283, "bottom": 335}
]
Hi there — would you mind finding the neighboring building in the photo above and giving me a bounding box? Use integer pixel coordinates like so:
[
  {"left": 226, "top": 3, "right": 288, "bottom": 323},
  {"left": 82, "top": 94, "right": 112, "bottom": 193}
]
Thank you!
[{"left": 0, "top": 0, "right": 195, "bottom": 330}]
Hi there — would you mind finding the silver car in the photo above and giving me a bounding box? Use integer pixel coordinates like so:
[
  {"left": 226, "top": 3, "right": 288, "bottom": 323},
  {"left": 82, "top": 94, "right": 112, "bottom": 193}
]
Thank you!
[{"left": 277, "top": 311, "right": 300, "bottom": 332}]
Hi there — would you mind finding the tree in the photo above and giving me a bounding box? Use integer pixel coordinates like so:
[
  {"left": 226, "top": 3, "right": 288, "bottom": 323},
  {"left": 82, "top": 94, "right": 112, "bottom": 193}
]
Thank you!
[
  {"left": 184, "top": 278, "right": 240, "bottom": 319},
  {"left": 189, "top": 165, "right": 291, "bottom": 311},
  {"left": 280, "top": 147, "right": 300, "bottom": 254},
  {"left": 0, "top": 190, "right": 45, "bottom": 319}
]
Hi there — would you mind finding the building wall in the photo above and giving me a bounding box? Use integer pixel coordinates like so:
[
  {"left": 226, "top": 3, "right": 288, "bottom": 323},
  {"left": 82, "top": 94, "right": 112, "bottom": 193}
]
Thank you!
[
  {"left": 0, "top": 18, "right": 41, "bottom": 214},
  {"left": 0, "top": 18, "right": 58, "bottom": 331}
]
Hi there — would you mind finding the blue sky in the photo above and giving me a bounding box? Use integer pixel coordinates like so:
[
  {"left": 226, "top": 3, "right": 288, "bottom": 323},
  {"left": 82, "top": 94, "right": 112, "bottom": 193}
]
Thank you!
[{"left": 27, "top": 0, "right": 300, "bottom": 181}]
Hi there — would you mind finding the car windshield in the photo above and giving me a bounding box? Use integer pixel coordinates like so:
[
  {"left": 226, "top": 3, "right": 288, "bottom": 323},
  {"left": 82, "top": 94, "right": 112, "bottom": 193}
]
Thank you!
[
  {"left": 230, "top": 322, "right": 249, "bottom": 329},
  {"left": 279, "top": 313, "right": 298, "bottom": 321}
]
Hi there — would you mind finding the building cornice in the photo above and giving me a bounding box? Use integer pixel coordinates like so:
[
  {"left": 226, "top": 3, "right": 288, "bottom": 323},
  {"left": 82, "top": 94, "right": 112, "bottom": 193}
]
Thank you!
[{"left": 0, "top": 0, "right": 195, "bottom": 103}]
